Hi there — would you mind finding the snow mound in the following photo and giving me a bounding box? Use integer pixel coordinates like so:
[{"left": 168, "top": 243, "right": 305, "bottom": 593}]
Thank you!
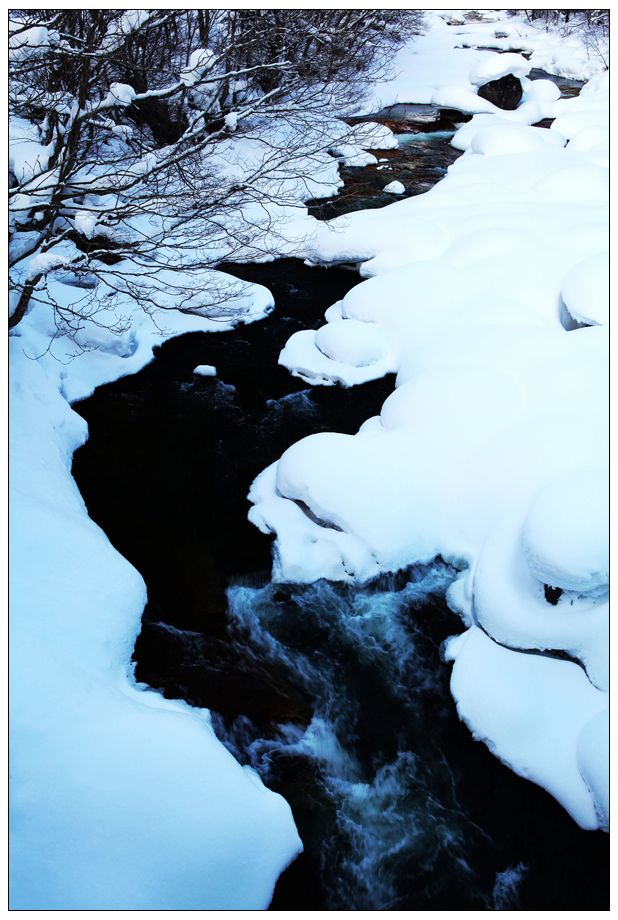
[
  {"left": 9, "top": 116, "right": 51, "bottom": 184},
  {"left": 349, "top": 121, "right": 398, "bottom": 151},
  {"left": 9, "top": 24, "right": 54, "bottom": 60},
  {"left": 279, "top": 320, "right": 396, "bottom": 388},
  {"left": 561, "top": 252, "right": 609, "bottom": 326},
  {"left": 577, "top": 708, "right": 609, "bottom": 830},
  {"left": 446, "top": 627, "right": 608, "bottom": 830},
  {"left": 193, "top": 364, "right": 217, "bottom": 377},
  {"left": 327, "top": 122, "right": 397, "bottom": 169},
  {"left": 522, "top": 77, "right": 561, "bottom": 104},
  {"left": 180, "top": 48, "right": 215, "bottom": 87},
  {"left": 10, "top": 340, "right": 302, "bottom": 908},
  {"left": 315, "top": 319, "right": 388, "bottom": 367},
  {"left": 329, "top": 144, "right": 377, "bottom": 168},
  {"left": 522, "top": 473, "right": 608, "bottom": 595},
  {"left": 383, "top": 180, "right": 405, "bottom": 195},
  {"left": 431, "top": 84, "right": 498, "bottom": 114},
  {"left": 106, "top": 82, "right": 136, "bottom": 107},
  {"left": 469, "top": 52, "right": 531, "bottom": 87},
  {"left": 10, "top": 258, "right": 301, "bottom": 906},
  {"left": 470, "top": 123, "right": 566, "bottom": 156}
]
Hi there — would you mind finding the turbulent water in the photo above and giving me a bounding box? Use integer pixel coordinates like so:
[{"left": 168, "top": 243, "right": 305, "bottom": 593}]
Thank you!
[
  {"left": 215, "top": 566, "right": 491, "bottom": 910},
  {"left": 72, "top": 108, "right": 607, "bottom": 911}
]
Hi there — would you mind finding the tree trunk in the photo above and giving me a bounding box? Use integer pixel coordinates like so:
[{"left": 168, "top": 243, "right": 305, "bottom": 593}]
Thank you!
[{"left": 8, "top": 276, "right": 41, "bottom": 330}]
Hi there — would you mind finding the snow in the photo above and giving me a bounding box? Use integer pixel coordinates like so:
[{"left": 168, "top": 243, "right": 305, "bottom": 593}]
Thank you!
[
  {"left": 249, "top": 51, "right": 608, "bottom": 827},
  {"left": 180, "top": 48, "right": 215, "bottom": 88},
  {"left": 561, "top": 252, "right": 609, "bottom": 326},
  {"left": 522, "top": 474, "right": 608, "bottom": 595},
  {"left": 472, "top": 495, "right": 608, "bottom": 693},
  {"left": 468, "top": 52, "right": 531, "bottom": 87},
  {"left": 9, "top": 24, "right": 53, "bottom": 60},
  {"left": 576, "top": 708, "right": 609, "bottom": 830},
  {"left": 328, "top": 122, "right": 398, "bottom": 169},
  {"left": 348, "top": 121, "right": 399, "bottom": 151},
  {"left": 102, "top": 10, "right": 153, "bottom": 48},
  {"left": 105, "top": 82, "right": 137, "bottom": 107},
  {"left": 26, "top": 251, "right": 69, "bottom": 279},
  {"left": 383, "top": 180, "right": 405, "bottom": 195},
  {"left": 193, "top": 364, "right": 217, "bottom": 377},
  {"left": 279, "top": 320, "right": 397, "bottom": 388},
  {"left": 445, "top": 627, "right": 608, "bottom": 831},
  {"left": 118, "top": 9, "right": 151, "bottom": 35},
  {"left": 329, "top": 144, "right": 377, "bottom": 168},
  {"left": 469, "top": 123, "right": 566, "bottom": 156},
  {"left": 28, "top": 269, "right": 274, "bottom": 404},
  {"left": 73, "top": 210, "right": 99, "bottom": 239},
  {"left": 431, "top": 83, "right": 498, "bottom": 114},
  {"left": 9, "top": 116, "right": 52, "bottom": 185},
  {"left": 9, "top": 268, "right": 300, "bottom": 907}
]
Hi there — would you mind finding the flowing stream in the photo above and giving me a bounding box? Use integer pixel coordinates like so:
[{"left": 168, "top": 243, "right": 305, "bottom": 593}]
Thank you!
[{"left": 71, "top": 114, "right": 607, "bottom": 910}]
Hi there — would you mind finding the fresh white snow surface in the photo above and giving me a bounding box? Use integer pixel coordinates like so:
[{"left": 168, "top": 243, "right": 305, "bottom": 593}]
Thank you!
[
  {"left": 468, "top": 51, "right": 531, "bottom": 86},
  {"left": 9, "top": 276, "right": 301, "bottom": 908},
  {"left": 444, "top": 627, "right": 608, "bottom": 830},
  {"left": 193, "top": 364, "right": 218, "bottom": 377},
  {"left": 561, "top": 251, "right": 609, "bottom": 326},
  {"left": 383, "top": 180, "right": 406, "bottom": 195},
  {"left": 250, "top": 37, "right": 609, "bottom": 829}
]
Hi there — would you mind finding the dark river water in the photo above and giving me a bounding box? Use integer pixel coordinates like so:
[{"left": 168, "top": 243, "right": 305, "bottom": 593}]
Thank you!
[{"left": 71, "top": 113, "right": 607, "bottom": 910}]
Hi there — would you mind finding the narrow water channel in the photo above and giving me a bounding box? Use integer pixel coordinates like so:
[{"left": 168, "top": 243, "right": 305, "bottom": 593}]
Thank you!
[{"left": 71, "top": 119, "right": 607, "bottom": 910}]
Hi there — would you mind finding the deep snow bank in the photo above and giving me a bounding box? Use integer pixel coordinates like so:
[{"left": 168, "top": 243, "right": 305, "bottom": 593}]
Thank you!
[
  {"left": 249, "top": 67, "right": 608, "bottom": 828},
  {"left": 9, "top": 280, "right": 303, "bottom": 908}
]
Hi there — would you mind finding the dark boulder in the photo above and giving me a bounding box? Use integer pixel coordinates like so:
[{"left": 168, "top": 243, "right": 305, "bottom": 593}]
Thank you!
[{"left": 477, "top": 73, "right": 523, "bottom": 110}]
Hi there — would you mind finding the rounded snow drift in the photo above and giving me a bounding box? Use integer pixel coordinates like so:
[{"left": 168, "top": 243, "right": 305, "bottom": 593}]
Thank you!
[
  {"left": 470, "top": 123, "right": 566, "bottom": 157},
  {"left": 314, "top": 319, "right": 387, "bottom": 368},
  {"left": 561, "top": 252, "right": 609, "bottom": 326},
  {"left": 383, "top": 180, "right": 406, "bottom": 195},
  {"left": 524, "top": 78, "right": 561, "bottom": 104},
  {"left": 522, "top": 471, "right": 609, "bottom": 594},
  {"left": 469, "top": 52, "right": 531, "bottom": 88}
]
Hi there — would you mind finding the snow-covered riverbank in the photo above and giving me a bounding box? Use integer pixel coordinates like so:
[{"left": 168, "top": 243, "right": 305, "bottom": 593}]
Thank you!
[
  {"left": 10, "top": 9, "right": 608, "bottom": 909},
  {"left": 250, "top": 28, "right": 609, "bottom": 831}
]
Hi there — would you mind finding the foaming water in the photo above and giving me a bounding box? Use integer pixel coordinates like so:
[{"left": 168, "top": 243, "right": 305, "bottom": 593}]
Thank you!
[
  {"left": 493, "top": 863, "right": 528, "bottom": 910},
  {"left": 212, "top": 564, "right": 498, "bottom": 909},
  {"left": 397, "top": 130, "right": 457, "bottom": 145}
]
